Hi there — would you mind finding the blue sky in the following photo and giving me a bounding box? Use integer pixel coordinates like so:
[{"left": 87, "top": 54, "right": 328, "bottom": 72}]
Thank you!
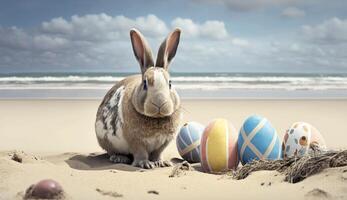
[{"left": 0, "top": 0, "right": 347, "bottom": 73}]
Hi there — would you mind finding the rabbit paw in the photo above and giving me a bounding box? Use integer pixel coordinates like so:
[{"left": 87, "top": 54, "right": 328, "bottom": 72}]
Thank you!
[
  {"left": 153, "top": 160, "right": 172, "bottom": 168},
  {"left": 109, "top": 154, "right": 132, "bottom": 164},
  {"left": 132, "top": 160, "right": 155, "bottom": 169}
]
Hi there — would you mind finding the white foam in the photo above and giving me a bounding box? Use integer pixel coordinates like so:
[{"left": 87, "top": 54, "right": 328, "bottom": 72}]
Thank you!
[
  {"left": 1, "top": 75, "right": 347, "bottom": 91},
  {"left": 0, "top": 76, "right": 123, "bottom": 82}
]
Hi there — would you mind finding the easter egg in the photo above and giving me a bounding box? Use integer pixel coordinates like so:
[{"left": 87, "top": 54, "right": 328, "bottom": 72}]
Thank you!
[
  {"left": 25, "top": 179, "right": 64, "bottom": 199},
  {"left": 200, "top": 119, "right": 239, "bottom": 173},
  {"left": 238, "top": 115, "right": 281, "bottom": 165},
  {"left": 176, "top": 122, "right": 205, "bottom": 163},
  {"left": 282, "top": 122, "right": 327, "bottom": 158}
]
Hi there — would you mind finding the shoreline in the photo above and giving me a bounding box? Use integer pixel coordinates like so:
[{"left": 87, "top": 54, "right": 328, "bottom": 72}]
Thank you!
[{"left": 1, "top": 97, "right": 347, "bottom": 100}]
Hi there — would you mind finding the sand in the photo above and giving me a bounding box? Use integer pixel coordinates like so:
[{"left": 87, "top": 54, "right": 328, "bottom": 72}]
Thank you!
[{"left": 0, "top": 99, "right": 347, "bottom": 199}]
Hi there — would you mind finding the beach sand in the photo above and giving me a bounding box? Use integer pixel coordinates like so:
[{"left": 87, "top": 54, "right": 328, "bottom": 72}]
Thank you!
[{"left": 0, "top": 99, "right": 346, "bottom": 199}]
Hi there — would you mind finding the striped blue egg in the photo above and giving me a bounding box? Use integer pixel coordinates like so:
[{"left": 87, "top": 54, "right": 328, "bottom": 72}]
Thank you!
[
  {"left": 237, "top": 115, "right": 282, "bottom": 165},
  {"left": 176, "top": 122, "right": 205, "bottom": 163}
]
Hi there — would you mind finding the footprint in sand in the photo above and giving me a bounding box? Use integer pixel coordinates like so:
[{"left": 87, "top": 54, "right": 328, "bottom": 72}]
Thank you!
[{"left": 305, "top": 188, "right": 331, "bottom": 199}]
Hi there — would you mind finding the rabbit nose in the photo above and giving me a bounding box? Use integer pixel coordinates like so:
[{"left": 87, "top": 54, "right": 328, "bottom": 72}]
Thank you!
[{"left": 151, "top": 101, "right": 167, "bottom": 109}]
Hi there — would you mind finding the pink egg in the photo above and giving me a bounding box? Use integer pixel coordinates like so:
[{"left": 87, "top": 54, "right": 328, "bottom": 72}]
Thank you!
[{"left": 25, "top": 179, "right": 64, "bottom": 199}]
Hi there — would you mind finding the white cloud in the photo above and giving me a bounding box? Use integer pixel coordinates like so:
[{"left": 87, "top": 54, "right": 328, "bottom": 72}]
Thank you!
[
  {"left": 193, "top": 0, "right": 300, "bottom": 11},
  {"left": 1, "top": 13, "right": 345, "bottom": 73},
  {"left": 134, "top": 15, "right": 169, "bottom": 37},
  {"left": 246, "top": 37, "right": 347, "bottom": 71},
  {"left": 231, "top": 38, "right": 250, "bottom": 47},
  {"left": 200, "top": 21, "right": 228, "bottom": 39},
  {"left": 281, "top": 7, "right": 305, "bottom": 18},
  {"left": 172, "top": 18, "right": 228, "bottom": 39},
  {"left": 171, "top": 18, "right": 199, "bottom": 37},
  {"left": 42, "top": 17, "right": 73, "bottom": 35},
  {"left": 0, "top": 14, "right": 244, "bottom": 71},
  {"left": 0, "top": 26, "right": 31, "bottom": 50},
  {"left": 302, "top": 17, "right": 347, "bottom": 43},
  {"left": 33, "top": 35, "right": 69, "bottom": 50},
  {"left": 41, "top": 13, "right": 169, "bottom": 42}
]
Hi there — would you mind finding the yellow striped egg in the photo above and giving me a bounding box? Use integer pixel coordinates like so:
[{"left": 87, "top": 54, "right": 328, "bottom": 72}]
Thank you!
[{"left": 200, "top": 119, "right": 239, "bottom": 173}]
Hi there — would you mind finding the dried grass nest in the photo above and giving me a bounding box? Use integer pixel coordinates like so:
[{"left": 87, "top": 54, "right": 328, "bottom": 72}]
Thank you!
[{"left": 230, "top": 149, "right": 347, "bottom": 183}]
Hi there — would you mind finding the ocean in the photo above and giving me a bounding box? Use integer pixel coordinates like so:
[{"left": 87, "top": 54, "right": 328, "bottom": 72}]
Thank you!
[{"left": 0, "top": 72, "right": 346, "bottom": 99}]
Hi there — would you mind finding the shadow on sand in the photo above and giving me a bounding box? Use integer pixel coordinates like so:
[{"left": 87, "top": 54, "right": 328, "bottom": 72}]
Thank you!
[
  {"left": 65, "top": 153, "right": 201, "bottom": 172},
  {"left": 65, "top": 153, "right": 140, "bottom": 172}
]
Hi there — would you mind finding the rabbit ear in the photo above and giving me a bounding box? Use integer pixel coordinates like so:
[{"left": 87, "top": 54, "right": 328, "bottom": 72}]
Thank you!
[
  {"left": 130, "top": 29, "right": 154, "bottom": 74},
  {"left": 155, "top": 28, "right": 181, "bottom": 70}
]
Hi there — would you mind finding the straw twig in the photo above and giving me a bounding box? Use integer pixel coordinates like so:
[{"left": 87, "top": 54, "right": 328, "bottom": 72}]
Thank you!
[{"left": 232, "top": 150, "right": 347, "bottom": 183}]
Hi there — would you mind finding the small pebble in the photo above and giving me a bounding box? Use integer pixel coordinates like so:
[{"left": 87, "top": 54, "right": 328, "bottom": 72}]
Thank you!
[
  {"left": 96, "top": 188, "right": 123, "bottom": 198},
  {"left": 11, "top": 153, "right": 22, "bottom": 163},
  {"left": 148, "top": 190, "right": 159, "bottom": 195},
  {"left": 260, "top": 182, "right": 265, "bottom": 186}
]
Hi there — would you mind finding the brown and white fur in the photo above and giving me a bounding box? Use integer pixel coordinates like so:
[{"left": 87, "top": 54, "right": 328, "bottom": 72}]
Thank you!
[{"left": 95, "top": 28, "right": 182, "bottom": 169}]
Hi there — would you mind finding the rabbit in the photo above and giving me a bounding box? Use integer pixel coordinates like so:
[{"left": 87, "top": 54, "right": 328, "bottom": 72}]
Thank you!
[{"left": 95, "top": 28, "right": 182, "bottom": 169}]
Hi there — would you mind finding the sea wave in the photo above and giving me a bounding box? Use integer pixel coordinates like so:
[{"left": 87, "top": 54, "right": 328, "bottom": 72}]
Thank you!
[
  {"left": 0, "top": 75, "right": 347, "bottom": 91},
  {"left": 0, "top": 76, "right": 123, "bottom": 82},
  {"left": 0, "top": 82, "right": 347, "bottom": 91},
  {"left": 1, "top": 75, "right": 347, "bottom": 83}
]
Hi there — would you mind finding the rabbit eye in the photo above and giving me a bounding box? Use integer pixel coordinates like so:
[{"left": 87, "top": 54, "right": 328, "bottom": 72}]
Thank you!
[
  {"left": 169, "top": 80, "right": 172, "bottom": 89},
  {"left": 143, "top": 80, "right": 147, "bottom": 90}
]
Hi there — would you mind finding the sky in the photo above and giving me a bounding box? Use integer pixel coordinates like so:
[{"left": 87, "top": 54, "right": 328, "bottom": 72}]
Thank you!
[{"left": 0, "top": 0, "right": 347, "bottom": 73}]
